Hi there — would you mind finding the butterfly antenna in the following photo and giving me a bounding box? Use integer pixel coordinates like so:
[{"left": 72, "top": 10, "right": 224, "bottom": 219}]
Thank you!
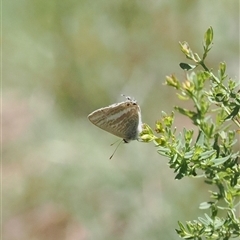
[
  {"left": 109, "top": 140, "right": 124, "bottom": 159},
  {"left": 121, "top": 94, "right": 132, "bottom": 101}
]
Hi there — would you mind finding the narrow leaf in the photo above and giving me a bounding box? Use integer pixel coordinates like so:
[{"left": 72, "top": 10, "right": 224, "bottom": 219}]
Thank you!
[
  {"left": 204, "top": 26, "right": 213, "bottom": 48},
  {"left": 179, "top": 63, "right": 196, "bottom": 71},
  {"left": 211, "top": 155, "right": 230, "bottom": 166}
]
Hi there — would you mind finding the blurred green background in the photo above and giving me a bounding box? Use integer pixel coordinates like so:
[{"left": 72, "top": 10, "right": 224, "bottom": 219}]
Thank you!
[{"left": 3, "top": 1, "right": 239, "bottom": 239}]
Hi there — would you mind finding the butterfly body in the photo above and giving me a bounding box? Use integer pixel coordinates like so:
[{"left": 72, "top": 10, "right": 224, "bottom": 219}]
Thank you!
[{"left": 88, "top": 98, "right": 142, "bottom": 142}]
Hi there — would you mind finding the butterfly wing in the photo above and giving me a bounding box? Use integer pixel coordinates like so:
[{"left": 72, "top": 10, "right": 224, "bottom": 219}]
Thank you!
[{"left": 88, "top": 101, "right": 141, "bottom": 141}]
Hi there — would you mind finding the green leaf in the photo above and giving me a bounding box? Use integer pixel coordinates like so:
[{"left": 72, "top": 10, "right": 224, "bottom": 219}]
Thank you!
[
  {"left": 175, "top": 171, "right": 184, "bottom": 180},
  {"left": 179, "top": 63, "right": 196, "bottom": 71},
  {"left": 211, "top": 155, "right": 230, "bottom": 166},
  {"left": 224, "top": 106, "right": 240, "bottom": 120},
  {"left": 199, "top": 150, "right": 216, "bottom": 160},
  {"left": 219, "top": 62, "right": 226, "bottom": 78},
  {"left": 176, "top": 93, "right": 190, "bottom": 100},
  {"left": 204, "top": 213, "right": 213, "bottom": 223},
  {"left": 175, "top": 107, "right": 196, "bottom": 118},
  {"left": 199, "top": 202, "right": 211, "bottom": 209},
  {"left": 198, "top": 216, "right": 209, "bottom": 225},
  {"left": 196, "top": 131, "right": 205, "bottom": 145},
  {"left": 184, "top": 151, "right": 194, "bottom": 159},
  {"left": 204, "top": 26, "right": 213, "bottom": 49}
]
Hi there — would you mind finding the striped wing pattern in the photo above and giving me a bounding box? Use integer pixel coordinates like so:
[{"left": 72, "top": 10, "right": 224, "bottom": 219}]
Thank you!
[{"left": 88, "top": 101, "right": 142, "bottom": 141}]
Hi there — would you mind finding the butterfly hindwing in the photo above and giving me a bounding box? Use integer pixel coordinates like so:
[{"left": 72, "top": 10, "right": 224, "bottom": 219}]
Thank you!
[{"left": 88, "top": 100, "right": 142, "bottom": 141}]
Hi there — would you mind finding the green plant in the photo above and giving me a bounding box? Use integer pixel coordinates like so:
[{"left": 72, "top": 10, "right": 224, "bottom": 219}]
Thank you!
[{"left": 140, "top": 27, "right": 240, "bottom": 240}]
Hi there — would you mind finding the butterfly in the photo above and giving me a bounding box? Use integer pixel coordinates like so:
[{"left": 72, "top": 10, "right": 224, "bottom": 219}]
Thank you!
[{"left": 88, "top": 96, "right": 143, "bottom": 143}]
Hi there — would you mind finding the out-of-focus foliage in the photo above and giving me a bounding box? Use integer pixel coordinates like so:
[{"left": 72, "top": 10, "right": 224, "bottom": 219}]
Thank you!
[{"left": 3, "top": 1, "right": 239, "bottom": 240}]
